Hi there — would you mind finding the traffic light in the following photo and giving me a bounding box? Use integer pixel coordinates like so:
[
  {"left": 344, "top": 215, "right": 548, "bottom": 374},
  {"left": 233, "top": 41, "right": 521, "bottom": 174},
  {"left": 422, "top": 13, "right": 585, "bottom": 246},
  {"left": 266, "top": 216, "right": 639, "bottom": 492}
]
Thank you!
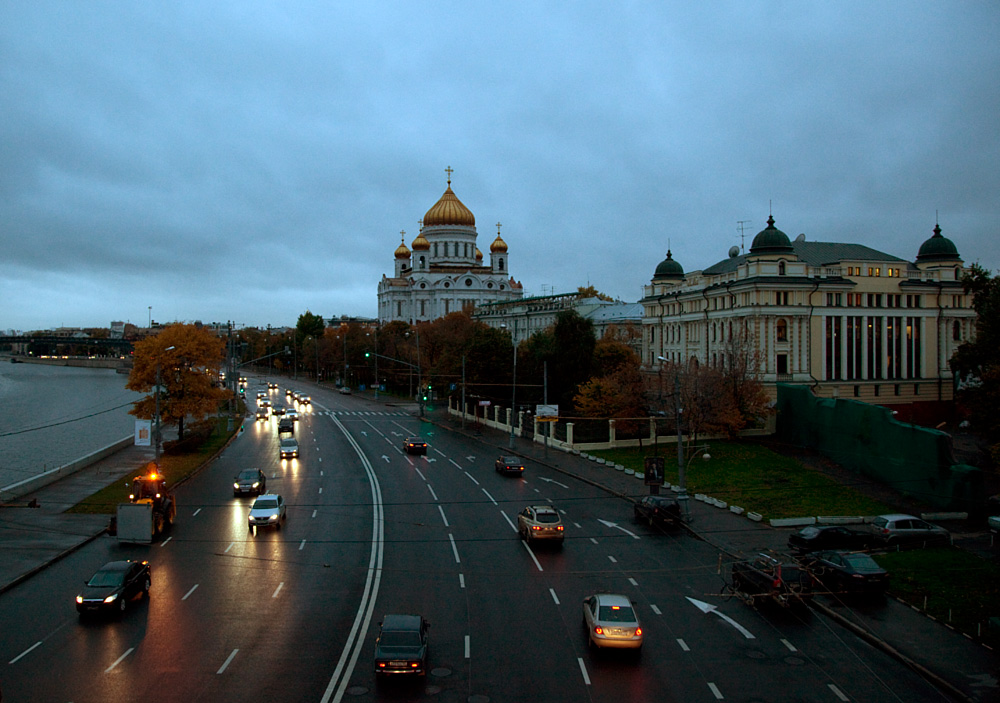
[{"left": 364, "top": 352, "right": 370, "bottom": 358}]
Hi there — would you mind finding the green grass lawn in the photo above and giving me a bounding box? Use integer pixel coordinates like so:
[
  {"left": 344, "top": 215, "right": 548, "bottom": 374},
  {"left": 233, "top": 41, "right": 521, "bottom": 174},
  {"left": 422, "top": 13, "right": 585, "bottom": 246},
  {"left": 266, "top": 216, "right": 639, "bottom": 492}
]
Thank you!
[
  {"left": 592, "top": 441, "right": 895, "bottom": 519},
  {"left": 67, "top": 416, "right": 238, "bottom": 515}
]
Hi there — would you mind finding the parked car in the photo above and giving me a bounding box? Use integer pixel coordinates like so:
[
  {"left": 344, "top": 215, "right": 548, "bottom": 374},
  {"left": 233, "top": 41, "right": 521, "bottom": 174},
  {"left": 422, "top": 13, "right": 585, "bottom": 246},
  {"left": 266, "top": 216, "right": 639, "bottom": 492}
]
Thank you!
[
  {"left": 248, "top": 494, "right": 286, "bottom": 532},
  {"left": 233, "top": 468, "right": 266, "bottom": 496},
  {"left": 870, "top": 514, "right": 950, "bottom": 548},
  {"left": 582, "top": 593, "right": 643, "bottom": 652},
  {"left": 374, "top": 614, "right": 429, "bottom": 677},
  {"left": 730, "top": 553, "right": 814, "bottom": 607},
  {"left": 801, "top": 550, "right": 889, "bottom": 597},
  {"left": 494, "top": 455, "right": 524, "bottom": 475},
  {"left": 403, "top": 438, "right": 428, "bottom": 455},
  {"left": 633, "top": 495, "right": 681, "bottom": 529},
  {"left": 76, "top": 560, "right": 150, "bottom": 616},
  {"left": 787, "top": 525, "right": 872, "bottom": 553},
  {"left": 517, "top": 505, "right": 565, "bottom": 544}
]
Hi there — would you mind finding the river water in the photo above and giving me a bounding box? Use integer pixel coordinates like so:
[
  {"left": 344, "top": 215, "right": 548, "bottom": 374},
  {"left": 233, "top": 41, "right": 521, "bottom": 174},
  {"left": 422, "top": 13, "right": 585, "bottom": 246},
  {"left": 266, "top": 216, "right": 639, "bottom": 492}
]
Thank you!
[{"left": 0, "top": 363, "right": 144, "bottom": 490}]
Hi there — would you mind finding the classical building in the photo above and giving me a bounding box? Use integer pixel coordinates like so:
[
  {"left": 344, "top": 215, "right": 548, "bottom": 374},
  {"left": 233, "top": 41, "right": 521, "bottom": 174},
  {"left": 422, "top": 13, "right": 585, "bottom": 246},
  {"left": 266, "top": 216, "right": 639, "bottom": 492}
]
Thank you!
[
  {"left": 377, "top": 172, "right": 523, "bottom": 323},
  {"left": 641, "top": 216, "right": 975, "bottom": 418}
]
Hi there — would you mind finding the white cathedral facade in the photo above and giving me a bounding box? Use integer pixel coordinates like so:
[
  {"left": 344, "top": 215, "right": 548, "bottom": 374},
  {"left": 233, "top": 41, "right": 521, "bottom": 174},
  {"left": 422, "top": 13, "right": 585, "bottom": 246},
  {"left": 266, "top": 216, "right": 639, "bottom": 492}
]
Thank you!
[{"left": 377, "top": 172, "right": 523, "bottom": 323}]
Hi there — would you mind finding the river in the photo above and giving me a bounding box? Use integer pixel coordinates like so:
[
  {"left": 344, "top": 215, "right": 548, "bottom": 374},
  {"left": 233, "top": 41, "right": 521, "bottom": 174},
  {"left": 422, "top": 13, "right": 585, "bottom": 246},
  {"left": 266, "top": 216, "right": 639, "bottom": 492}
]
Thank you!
[{"left": 0, "top": 362, "right": 144, "bottom": 490}]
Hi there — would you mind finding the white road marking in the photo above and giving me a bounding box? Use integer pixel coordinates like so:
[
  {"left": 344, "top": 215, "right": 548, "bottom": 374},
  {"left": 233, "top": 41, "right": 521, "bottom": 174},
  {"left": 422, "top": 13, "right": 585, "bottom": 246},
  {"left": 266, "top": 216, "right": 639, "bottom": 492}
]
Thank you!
[
  {"left": 272, "top": 582, "right": 284, "bottom": 598},
  {"left": 464, "top": 635, "right": 470, "bottom": 658},
  {"left": 521, "top": 540, "right": 544, "bottom": 571},
  {"left": 192, "top": 508, "right": 201, "bottom": 516},
  {"left": 450, "top": 459, "right": 463, "bottom": 469},
  {"left": 549, "top": 588, "right": 560, "bottom": 605},
  {"left": 828, "top": 684, "right": 850, "bottom": 701},
  {"left": 686, "top": 597, "right": 755, "bottom": 639},
  {"left": 628, "top": 577, "right": 638, "bottom": 586},
  {"left": 781, "top": 639, "right": 797, "bottom": 652},
  {"left": 708, "top": 682, "right": 723, "bottom": 699},
  {"left": 677, "top": 638, "right": 689, "bottom": 651},
  {"left": 608, "top": 555, "right": 617, "bottom": 563},
  {"left": 459, "top": 573, "right": 465, "bottom": 589},
  {"left": 320, "top": 470, "right": 324, "bottom": 475},
  {"left": 464, "top": 471, "right": 480, "bottom": 485},
  {"left": 481, "top": 488, "right": 498, "bottom": 505},
  {"left": 573, "top": 522, "right": 582, "bottom": 528},
  {"left": 533, "top": 488, "right": 541, "bottom": 493},
  {"left": 590, "top": 538, "right": 598, "bottom": 544},
  {"left": 438, "top": 505, "right": 449, "bottom": 526},
  {"left": 577, "top": 658, "right": 591, "bottom": 685},
  {"left": 225, "top": 542, "right": 234, "bottom": 553},
  {"left": 299, "top": 539, "right": 306, "bottom": 550},
  {"left": 433, "top": 447, "right": 446, "bottom": 457},
  {"left": 9, "top": 641, "right": 41, "bottom": 664},
  {"left": 501, "top": 510, "right": 518, "bottom": 532},
  {"left": 651, "top": 604, "right": 662, "bottom": 615},
  {"left": 597, "top": 519, "right": 640, "bottom": 539},
  {"left": 160, "top": 536, "right": 172, "bottom": 546},
  {"left": 318, "top": 487, "right": 323, "bottom": 494},
  {"left": 427, "top": 484, "right": 438, "bottom": 501},
  {"left": 415, "top": 467, "right": 426, "bottom": 481},
  {"left": 217, "top": 648, "right": 239, "bottom": 674},
  {"left": 312, "top": 510, "right": 317, "bottom": 518},
  {"left": 182, "top": 584, "right": 199, "bottom": 601},
  {"left": 538, "top": 476, "right": 569, "bottom": 489},
  {"left": 448, "top": 533, "right": 461, "bottom": 563},
  {"left": 318, "top": 457, "right": 322, "bottom": 463},
  {"left": 105, "top": 647, "right": 134, "bottom": 673}
]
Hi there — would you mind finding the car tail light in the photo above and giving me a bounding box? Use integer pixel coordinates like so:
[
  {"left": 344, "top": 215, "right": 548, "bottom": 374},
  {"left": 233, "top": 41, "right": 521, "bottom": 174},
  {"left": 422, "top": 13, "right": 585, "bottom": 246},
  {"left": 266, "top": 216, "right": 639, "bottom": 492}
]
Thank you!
[
  {"left": 635, "top": 627, "right": 642, "bottom": 636},
  {"left": 410, "top": 662, "right": 419, "bottom": 668},
  {"left": 378, "top": 662, "right": 386, "bottom": 668},
  {"left": 557, "top": 525, "right": 564, "bottom": 531}
]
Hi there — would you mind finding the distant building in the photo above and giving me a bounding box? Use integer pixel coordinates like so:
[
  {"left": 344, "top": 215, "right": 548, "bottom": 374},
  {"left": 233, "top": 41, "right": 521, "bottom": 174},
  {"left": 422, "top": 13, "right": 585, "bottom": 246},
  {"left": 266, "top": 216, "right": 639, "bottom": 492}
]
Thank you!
[
  {"left": 641, "top": 217, "right": 975, "bottom": 420},
  {"left": 377, "top": 171, "right": 523, "bottom": 324}
]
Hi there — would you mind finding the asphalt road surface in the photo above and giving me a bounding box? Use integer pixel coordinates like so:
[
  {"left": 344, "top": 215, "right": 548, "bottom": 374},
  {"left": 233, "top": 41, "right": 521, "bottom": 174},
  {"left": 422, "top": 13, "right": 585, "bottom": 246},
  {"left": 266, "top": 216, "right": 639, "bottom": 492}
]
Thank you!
[{"left": 0, "top": 381, "right": 956, "bottom": 702}]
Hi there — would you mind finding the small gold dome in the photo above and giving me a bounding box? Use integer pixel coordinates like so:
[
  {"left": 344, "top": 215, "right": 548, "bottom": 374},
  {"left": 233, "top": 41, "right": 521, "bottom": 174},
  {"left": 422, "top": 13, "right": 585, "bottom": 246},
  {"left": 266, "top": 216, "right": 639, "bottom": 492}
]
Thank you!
[
  {"left": 411, "top": 232, "right": 430, "bottom": 250},
  {"left": 490, "top": 235, "right": 508, "bottom": 253},
  {"left": 476, "top": 247, "right": 483, "bottom": 260},
  {"left": 394, "top": 233, "right": 411, "bottom": 259},
  {"left": 423, "top": 184, "right": 475, "bottom": 227}
]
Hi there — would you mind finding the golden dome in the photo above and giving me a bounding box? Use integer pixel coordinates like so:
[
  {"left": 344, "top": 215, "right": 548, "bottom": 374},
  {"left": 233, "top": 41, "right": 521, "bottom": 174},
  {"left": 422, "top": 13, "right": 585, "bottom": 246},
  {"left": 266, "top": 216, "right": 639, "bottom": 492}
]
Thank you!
[
  {"left": 411, "top": 232, "right": 430, "bottom": 250},
  {"left": 394, "top": 232, "right": 411, "bottom": 259},
  {"left": 490, "top": 234, "right": 508, "bottom": 253},
  {"left": 423, "top": 181, "right": 475, "bottom": 227},
  {"left": 476, "top": 247, "right": 483, "bottom": 260}
]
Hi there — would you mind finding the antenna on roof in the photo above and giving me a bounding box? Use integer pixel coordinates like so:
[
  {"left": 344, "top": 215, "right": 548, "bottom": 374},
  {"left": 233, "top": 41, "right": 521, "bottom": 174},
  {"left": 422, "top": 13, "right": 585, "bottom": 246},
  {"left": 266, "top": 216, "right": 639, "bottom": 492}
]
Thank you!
[{"left": 736, "top": 220, "right": 751, "bottom": 253}]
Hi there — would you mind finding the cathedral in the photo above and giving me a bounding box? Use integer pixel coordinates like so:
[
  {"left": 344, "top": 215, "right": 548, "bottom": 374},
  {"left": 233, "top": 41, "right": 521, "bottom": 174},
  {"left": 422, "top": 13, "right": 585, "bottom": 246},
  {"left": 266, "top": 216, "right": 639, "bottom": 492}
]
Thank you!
[{"left": 377, "top": 170, "right": 523, "bottom": 323}]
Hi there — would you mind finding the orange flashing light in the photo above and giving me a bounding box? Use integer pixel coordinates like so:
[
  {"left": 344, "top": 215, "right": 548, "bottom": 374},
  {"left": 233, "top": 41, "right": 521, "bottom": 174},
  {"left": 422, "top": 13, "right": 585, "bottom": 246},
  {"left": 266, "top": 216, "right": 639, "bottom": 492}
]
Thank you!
[
  {"left": 611, "top": 605, "right": 620, "bottom": 610},
  {"left": 594, "top": 626, "right": 604, "bottom": 635},
  {"left": 635, "top": 627, "right": 643, "bottom": 636}
]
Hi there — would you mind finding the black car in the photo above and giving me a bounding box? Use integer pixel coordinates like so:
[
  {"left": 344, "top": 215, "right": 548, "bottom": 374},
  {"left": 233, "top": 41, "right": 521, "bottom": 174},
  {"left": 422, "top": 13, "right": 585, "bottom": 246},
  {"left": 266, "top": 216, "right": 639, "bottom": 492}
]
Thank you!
[
  {"left": 633, "top": 495, "right": 682, "bottom": 529},
  {"left": 374, "top": 614, "right": 429, "bottom": 677},
  {"left": 730, "top": 554, "right": 814, "bottom": 607},
  {"left": 495, "top": 455, "right": 524, "bottom": 475},
  {"left": 271, "top": 405, "right": 286, "bottom": 416},
  {"left": 234, "top": 468, "right": 266, "bottom": 496},
  {"left": 803, "top": 550, "right": 889, "bottom": 597},
  {"left": 403, "top": 438, "right": 427, "bottom": 455},
  {"left": 76, "top": 560, "right": 150, "bottom": 616},
  {"left": 787, "top": 525, "right": 871, "bottom": 554}
]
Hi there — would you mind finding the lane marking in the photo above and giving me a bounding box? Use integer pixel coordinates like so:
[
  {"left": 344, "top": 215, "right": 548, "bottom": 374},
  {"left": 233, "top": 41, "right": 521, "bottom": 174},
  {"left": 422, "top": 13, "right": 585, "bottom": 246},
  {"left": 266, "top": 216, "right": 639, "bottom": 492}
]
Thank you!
[
  {"left": 319, "top": 487, "right": 323, "bottom": 494},
  {"left": 781, "top": 639, "right": 797, "bottom": 652},
  {"left": 500, "top": 510, "right": 518, "bottom": 532},
  {"left": 320, "top": 470, "right": 324, "bottom": 476},
  {"left": 590, "top": 538, "right": 599, "bottom": 545},
  {"left": 464, "top": 471, "right": 480, "bottom": 485},
  {"left": 549, "top": 588, "right": 560, "bottom": 605},
  {"left": 677, "top": 638, "right": 689, "bottom": 651},
  {"left": 105, "top": 647, "right": 134, "bottom": 673},
  {"left": 192, "top": 508, "right": 202, "bottom": 516},
  {"left": 9, "top": 641, "right": 41, "bottom": 664},
  {"left": 573, "top": 522, "right": 582, "bottom": 528},
  {"left": 651, "top": 604, "right": 662, "bottom": 615},
  {"left": 299, "top": 539, "right": 306, "bottom": 550},
  {"left": 182, "top": 584, "right": 199, "bottom": 601},
  {"left": 438, "top": 505, "right": 449, "bottom": 527},
  {"left": 450, "top": 459, "right": 462, "bottom": 469},
  {"left": 272, "top": 582, "right": 284, "bottom": 598},
  {"left": 828, "top": 684, "right": 849, "bottom": 702},
  {"left": 225, "top": 542, "right": 234, "bottom": 553},
  {"left": 608, "top": 555, "right": 618, "bottom": 563},
  {"left": 433, "top": 448, "right": 446, "bottom": 457},
  {"left": 577, "top": 658, "right": 591, "bottom": 685},
  {"left": 312, "top": 510, "right": 317, "bottom": 518},
  {"left": 217, "top": 648, "right": 239, "bottom": 674},
  {"left": 459, "top": 573, "right": 465, "bottom": 589},
  {"left": 708, "top": 682, "right": 723, "bottom": 699},
  {"left": 427, "top": 484, "right": 439, "bottom": 501},
  {"left": 414, "top": 467, "right": 426, "bottom": 481},
  {"left": 481, "top": 488, "right": 498, "bottom": 505},
  {"left": 448, "top": 533, "right": 461, "bottom": 563},
  {"left": 464, "top": 635, "right": 470, "bottom": 658},
  {"left": 521, "top": 540, "right": 544, "bottom": 571},
  {"left": 628, "top": 577, "right": 638, "bottom": 586},
  {"left": 160, "top": 536, "right": 172, "bottom": 546}
]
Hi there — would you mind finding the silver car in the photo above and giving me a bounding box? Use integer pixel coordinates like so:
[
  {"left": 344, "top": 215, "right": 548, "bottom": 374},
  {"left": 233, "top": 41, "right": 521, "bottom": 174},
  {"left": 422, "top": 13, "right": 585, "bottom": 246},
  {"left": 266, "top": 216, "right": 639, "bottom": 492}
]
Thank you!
[
  {"left": 248, "top": 494, "right": 286, "bottom": 532},
  {"left": 871, "top": 514, "right": 950, "bottom": 548},
  {"left": 583, "top": 593, "right": 643, "bottom": 652},
  {"left": 279, "top": 437, "right": 299, "bottom": 459}
]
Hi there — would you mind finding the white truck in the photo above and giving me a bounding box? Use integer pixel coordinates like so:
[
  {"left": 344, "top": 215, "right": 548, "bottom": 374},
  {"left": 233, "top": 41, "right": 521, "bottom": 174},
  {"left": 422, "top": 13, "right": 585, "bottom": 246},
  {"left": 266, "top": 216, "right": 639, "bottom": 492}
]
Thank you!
[{"left": 115, "top": 502, "right": 158, "bottom": 544}]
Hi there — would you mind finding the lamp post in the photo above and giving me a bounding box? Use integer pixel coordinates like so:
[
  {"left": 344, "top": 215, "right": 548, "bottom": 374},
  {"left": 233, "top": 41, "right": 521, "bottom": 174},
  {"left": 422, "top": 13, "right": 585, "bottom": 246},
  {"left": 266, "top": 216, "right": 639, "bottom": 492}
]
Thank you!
[
  {"left": 501, "top": 321, "right": 518, "bottom": 449},
  {"left": 154, "top": 345, "right": 176, "bottom": 465}
]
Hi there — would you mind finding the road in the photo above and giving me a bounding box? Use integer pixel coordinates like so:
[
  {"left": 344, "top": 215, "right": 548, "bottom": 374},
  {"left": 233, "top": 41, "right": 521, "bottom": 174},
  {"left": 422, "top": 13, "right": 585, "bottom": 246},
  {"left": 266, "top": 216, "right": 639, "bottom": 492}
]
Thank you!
[{"left": 0, "top": 379, "right": 956, "bottom": 702}]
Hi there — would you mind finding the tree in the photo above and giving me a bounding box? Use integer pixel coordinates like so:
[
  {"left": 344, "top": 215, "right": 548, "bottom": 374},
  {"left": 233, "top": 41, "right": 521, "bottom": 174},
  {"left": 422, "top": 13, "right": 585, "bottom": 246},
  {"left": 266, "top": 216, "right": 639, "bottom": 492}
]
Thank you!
[
  {"left": 549, "top": 310, "right": 596, "bottom": 411},
  {"left": 576, "top": 285, "right": 614, "bottom": 302},
  {"left": 951, "top": 264, "right": 1000, "bottom": 460},
  {"left": 127, "top": 324, "right": 229, "bottom": 440}
]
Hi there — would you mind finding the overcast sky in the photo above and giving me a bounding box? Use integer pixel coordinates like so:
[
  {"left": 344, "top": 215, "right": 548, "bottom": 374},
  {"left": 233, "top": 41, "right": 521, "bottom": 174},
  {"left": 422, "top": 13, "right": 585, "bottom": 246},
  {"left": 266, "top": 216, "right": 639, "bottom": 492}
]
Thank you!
[{"left": 2, "top": 2, "right": 997, "bottom": 332}]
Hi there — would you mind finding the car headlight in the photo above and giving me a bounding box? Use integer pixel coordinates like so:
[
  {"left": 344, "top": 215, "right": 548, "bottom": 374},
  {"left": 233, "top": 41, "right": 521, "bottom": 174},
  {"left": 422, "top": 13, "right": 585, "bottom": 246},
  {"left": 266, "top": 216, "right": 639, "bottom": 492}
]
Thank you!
[
  {"left": 252, "top": 482, "right": 259, "bottom": 488},
  {"left": 268, "top": 514, "right": 278, "bottom": 521},
  {"left": 104, "top": 594, "right": 118, "bottom": 603},
  {"left": 234, "top": 482, "right": 240, "bottom": 489},
  {"left": 76, "top": 595, "right": 83, "bottom": 604}
]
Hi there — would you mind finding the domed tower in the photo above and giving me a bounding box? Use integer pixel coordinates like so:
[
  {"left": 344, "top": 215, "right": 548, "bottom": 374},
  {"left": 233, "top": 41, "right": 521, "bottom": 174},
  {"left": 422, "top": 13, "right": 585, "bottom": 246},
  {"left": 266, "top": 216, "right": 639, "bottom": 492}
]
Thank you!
[
  {"left": 410, "top": 228, "right": 430, "bottom": 272},
  {"left": 421, "top": 167, "right": 479, "bottom": 267},
  {"left": 915, "top": 223, "right": 963, "bottom": 280},
  {"left": 490, "top": 222, "right": 508, "bottom": 274},
  {"left": 394, "top": 231, "right": 411, "bottom": 277},
  {"left": 653, "top": 250, "right": 684, "bottom": 282},
  {"left": 749, "top": 215, "right": 794, "bottom": 256}
]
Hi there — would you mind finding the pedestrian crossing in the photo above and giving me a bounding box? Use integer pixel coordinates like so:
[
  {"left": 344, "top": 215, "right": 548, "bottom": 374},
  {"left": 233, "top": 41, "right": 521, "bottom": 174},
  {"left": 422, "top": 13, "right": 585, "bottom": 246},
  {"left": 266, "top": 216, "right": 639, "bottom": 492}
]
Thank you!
[{"left": 316, "top": 410, "right": 410, "bottom": 417}]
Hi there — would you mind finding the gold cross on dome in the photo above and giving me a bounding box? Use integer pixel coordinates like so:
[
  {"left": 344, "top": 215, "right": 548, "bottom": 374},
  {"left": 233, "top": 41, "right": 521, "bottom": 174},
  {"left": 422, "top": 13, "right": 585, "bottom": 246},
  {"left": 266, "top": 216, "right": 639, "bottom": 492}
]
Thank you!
[
  {"left": 445, "top": 166, "right": 453, "bottom": 185},
  {"left": 400, "top": 230, "right": 406, "bottom": 242},
  {"left": 496, "top": 222, "right": 502, "bottom": 236}
]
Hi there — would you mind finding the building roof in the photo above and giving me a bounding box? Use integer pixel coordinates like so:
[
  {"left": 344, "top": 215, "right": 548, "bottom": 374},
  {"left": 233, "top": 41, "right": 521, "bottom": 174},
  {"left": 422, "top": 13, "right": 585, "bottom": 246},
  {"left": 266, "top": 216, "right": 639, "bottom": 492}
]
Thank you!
[
  {"left": 916, "top": 224, "right": 961, "bottom": 262},
  {"left": 423, "top": 181, "right": 475, "bottom": 227},
  {"left": 702, "top": 240, "right": 909, "bottom": 276}
]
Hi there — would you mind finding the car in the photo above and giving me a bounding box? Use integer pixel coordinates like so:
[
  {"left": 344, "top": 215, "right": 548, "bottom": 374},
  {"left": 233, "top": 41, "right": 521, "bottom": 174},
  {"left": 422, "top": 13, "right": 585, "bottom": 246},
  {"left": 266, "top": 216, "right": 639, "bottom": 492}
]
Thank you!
[
  {"left": 277, "top": 417, "right": 295, "bottom": 434},
  {"left": 248, "top": 494, "right": 286, "bottom": 531},
  {"left": 285, "top": 388, "right": 294, "bottom": 397},
  {"left": 286, "top": 408, "right": 299, "bottom": 421},
  {"left": 271, "top": 405, "right": 286, "bottom": 416},
  {"left": 259, "top": 398, "right": 271, "bottom": 408},
  {"left": 517, "top": 505, "right": 565, "bottom": 544},
  {"left": 633, "top": 495, "right": 681, "bottom": 529},
  {"left": 268, "top": 382, "right": 278, "bottom": 390},
  {"left": 76, "top": 560, "right": 150, "bottom": 616},
  {"left": 298, "top": 395, "right": 311, "bottom": 405},
  {"left": 787, "top": 525, "right": 872, "bottom": 553},
  {"left": 374, "top": 614, "right": 430, "bottom": 677},
  {"left": 403, "top": 438, "right": 427, "bottom": 455},
  {"left": 233, "top": 468, "right": 266, "bottom": 496},
  {"left": 730, "top": 553, "right": 814, "bottom": 607},
  {"left": 255, "top": 407, "right": 269, "bottom": 421},
  {"left": 279, "top": 437, "right": 299, "bottom": 459},
  {"left": 582, "top": 593, "right": 643, "bottom": 651},
  {"left": 256, "top": 391, "right": 267, "bottom": 400},
  {"left": 870, "top": 514, "right": 950, "bottom": 548},
  {"left": 802, "top": 550, "right": 889, "bottom": 597},
  {"left": 988, "top": 514, "right": 1000, "bottom": 533},
  {"left": 494, "top": 455, "right": 524, "bottom": 475},
  {"left": 338, "top": 386, "right": 352, "bottom": 395}
]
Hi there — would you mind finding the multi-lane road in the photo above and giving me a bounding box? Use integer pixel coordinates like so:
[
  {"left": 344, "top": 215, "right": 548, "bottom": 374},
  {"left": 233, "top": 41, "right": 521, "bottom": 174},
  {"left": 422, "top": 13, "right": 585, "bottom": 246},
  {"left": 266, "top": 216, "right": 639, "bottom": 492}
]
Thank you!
[{"left": 0, "top": 380, "right": 953, "bottom": 702}]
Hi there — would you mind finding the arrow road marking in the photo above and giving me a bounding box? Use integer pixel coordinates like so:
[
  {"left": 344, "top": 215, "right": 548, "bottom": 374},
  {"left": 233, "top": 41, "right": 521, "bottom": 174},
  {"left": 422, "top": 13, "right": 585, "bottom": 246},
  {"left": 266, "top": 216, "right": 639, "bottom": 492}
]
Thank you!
[
  {"left": 382, "top": 455, "right": 390, "bottom": 462},
  {"left": 597, "top": 519, "right": 640, "bottom": 539},
  {"left": 686, "top": 597, "right": 756, "bottom": 639},
  {"left": 537, "top": 476, "right": 569, "bottom": 489},
  {"left": 465, "top": 455, "right": 476, "bottom": 462}
]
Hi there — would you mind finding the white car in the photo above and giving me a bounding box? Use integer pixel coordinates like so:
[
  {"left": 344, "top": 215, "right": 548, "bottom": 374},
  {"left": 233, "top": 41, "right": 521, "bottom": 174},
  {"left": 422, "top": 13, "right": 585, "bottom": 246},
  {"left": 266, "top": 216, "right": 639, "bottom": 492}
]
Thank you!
[
  {"left": 248, "top": 494, "right": 286, "bottom": 531},
  {"left": 285, "top": 408, "right": 299, "bottom": 421},
  {"left": 583, "top": 593, "right": 643, "bottom": 652},
  {"left": 279, "top": 437, "right": 299, "bottom": 459}
]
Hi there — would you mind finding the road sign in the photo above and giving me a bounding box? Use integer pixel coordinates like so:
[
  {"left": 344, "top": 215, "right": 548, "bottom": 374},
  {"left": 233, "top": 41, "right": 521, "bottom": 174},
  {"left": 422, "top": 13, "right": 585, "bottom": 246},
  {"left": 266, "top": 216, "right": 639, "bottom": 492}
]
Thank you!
[
  {"left": 644, "top": 456, "right": 665, "bottom": 485},
  {"left": 536, "top": 404, "right": 558, "bottom": 418},
  {"left": 478, "top": 400, "right": 491, "bottom": 406}
]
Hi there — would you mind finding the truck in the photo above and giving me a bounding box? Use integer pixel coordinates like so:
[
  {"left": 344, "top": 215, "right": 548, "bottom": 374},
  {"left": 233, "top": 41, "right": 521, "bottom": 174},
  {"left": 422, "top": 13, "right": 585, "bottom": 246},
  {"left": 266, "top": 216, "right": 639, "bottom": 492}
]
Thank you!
[{"left": 112, "top": 470, "right": 177, "bottom": 544}]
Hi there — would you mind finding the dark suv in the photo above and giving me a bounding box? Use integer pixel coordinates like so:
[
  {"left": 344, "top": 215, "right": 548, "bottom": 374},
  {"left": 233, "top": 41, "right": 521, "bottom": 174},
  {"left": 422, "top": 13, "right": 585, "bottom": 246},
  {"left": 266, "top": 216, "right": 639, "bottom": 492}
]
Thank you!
[
  {"left": 633, "top": 495, "right": 681, "bottom": 529},
  {"left": 730, "top": 553, "right": 814, "bottom": 607}
]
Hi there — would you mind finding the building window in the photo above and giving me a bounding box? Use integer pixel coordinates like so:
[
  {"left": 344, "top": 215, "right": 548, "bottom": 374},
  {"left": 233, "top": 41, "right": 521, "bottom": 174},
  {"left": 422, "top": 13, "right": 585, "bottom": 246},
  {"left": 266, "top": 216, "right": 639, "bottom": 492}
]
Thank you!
[
  {"left": 420, "top": 283, "right": 426, "bottom": 289},
  {"left": 826, "top": 293, "right": 842, "bottom": 306},
  {"left": 444, "top": 282, "right": 450, "bottom": 288},
  {"left": 499, "top": 284, "right": 505, "bottom": 290},
  {"left": 776, "top": 354, "right": 788, "bottom": 374},
  {"left": 894, "top": 384, "right": 900, "bottom": 396},
  {"left": 499, "top": 258, "right": 504, "bottom": 271},
  {"left": 420, "top": 300, "right": 426, "bottom": 316},
  {"left": 487, "top": 282, "right": 493, "bottom": 289},
  {"left": 874, "top": 385, "right": 880, "bottom": 396},
  {"left": 853, "top": 385, "right": 860, "bottom": 397},
  {"left": 465, "top": 279, "right": 473, "bottom": 287},
  {"left": 776, "top": 291, "right": 789, "bottom": 305},
  {"left": 867, "top": 293, "right": 882, "bottom": 308},
  {"left": 776, "top": 319, "right": 788, "bottom": 342},
  {"left": 953, "top": 321, "right": 961, "bottom": 341},
  {"left": 778, "top": 261, "right": 786, "bottom": 275},
  {"left": 914, "top": 383, "right": 919, "bottom": 395},
  {"left": 419, "top": 256, "right": 426, "bottom": 268}
]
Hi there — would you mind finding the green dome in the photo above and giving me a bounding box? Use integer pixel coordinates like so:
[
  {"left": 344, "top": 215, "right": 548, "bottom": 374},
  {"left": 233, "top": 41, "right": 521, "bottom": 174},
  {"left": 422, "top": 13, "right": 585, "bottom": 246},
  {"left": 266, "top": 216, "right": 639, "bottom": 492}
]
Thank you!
[
  {"left": 653, "top": 250, "right": 684, "bottom": 280},
  {"left": 916, "top": 224, "right": 960, "bottom": 262},
  {"left": 749, "top": 215, "right": 793, "bottom": 254}
]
